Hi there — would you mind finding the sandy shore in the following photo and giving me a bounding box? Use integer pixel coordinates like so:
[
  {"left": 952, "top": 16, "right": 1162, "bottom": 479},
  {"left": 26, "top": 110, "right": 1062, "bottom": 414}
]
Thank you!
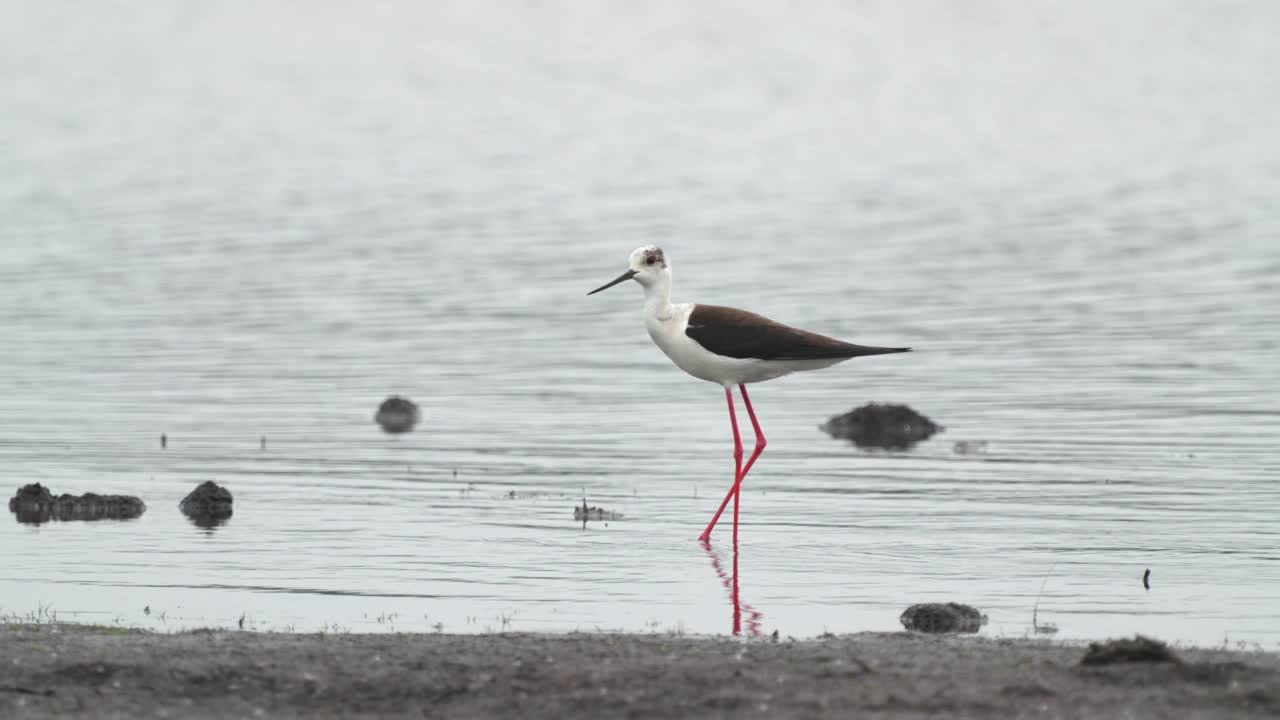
[{"left": 1, "top": 625, "right": 1276, "bottom": 719}]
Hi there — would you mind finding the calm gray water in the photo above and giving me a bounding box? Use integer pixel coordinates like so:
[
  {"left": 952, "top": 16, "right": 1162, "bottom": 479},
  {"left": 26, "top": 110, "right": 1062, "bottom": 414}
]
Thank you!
[{"left": 2, "top": 0, "right": 1278, "bottom": 645}]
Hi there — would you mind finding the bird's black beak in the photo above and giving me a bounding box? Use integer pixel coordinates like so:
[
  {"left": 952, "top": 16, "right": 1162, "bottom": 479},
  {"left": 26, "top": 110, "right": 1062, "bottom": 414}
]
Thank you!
[{"left": 587, "top": 269, "right": 637, "bottom": 296}]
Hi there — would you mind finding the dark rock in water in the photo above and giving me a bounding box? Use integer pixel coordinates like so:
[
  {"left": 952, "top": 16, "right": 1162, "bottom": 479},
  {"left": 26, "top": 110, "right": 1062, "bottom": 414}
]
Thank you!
[
  {"left": 8, "top": 483, "right": 146, "bottom": 524},
  {"left": 820, "top": 403, "right": 942, "bottom": 449},
  {"left": 899, "top": 603, "right": 986, "bottom": 634},
  {"left": 10, "top": 483, "right": 53, "bottom": 506},
  {"left": 180, "top": 481, "right": 233, "bottom": 526},
  {"left": 375, "top": 396, "right": 420, "bottom": 434},
  {"left": 1081, "top": 636, "right": 1181, "bottom": 666}
]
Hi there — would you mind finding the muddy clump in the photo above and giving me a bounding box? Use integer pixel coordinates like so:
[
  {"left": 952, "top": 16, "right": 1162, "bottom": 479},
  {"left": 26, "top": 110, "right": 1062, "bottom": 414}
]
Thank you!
[
  {"left": 1080, "top": 636, "right": 1181, "bottom": 666},
  {"left": 375, "top": 396, "right": 420, "bottom": 434},
  {"left": 574, "top": 501, "right": 623, "bottom": 522},
  {"left": 820, "top": 403, "right": 942, "bottom": 449},
  {"left": 9, "top": 483, "right": 146, "bottom": 524},
  {"left": 899, "top": 603, "right": 986, "bottom": 634},
  {"left": 180, "top": 481, "right": 233, "bottom": 527}
]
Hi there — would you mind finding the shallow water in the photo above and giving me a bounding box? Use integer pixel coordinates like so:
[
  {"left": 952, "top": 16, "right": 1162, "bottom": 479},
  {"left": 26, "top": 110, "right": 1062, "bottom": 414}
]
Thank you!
[{"left": 2, "top": 0, "right": 1278, "bottom": 645}]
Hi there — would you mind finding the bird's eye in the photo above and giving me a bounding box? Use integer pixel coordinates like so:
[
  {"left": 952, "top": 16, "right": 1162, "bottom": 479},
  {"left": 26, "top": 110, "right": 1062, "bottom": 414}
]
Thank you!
[{"left": 646, "top": 255, "right": 656, "bottom": 265}]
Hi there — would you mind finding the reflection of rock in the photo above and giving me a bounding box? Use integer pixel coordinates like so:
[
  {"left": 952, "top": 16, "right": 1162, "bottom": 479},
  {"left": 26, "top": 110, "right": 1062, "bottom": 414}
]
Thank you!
[
  {"left": 375, "top": 396, "right": 420, "bottom": 434},
  {"left": 899, "top": 603, "right": 986, "bottom": 634},
  {"left": 952, "top": 440, "right": 988, "bottom": 455},
  {"left": 1081, "top": 636, "right": 1180, "bottom": 666},
  {"left": 820, "top": 403, "right": 942, "bottom": 449},
  {"left": 180, "top": 481, "right": 233, "bottom": 526},
  {"left": 574, "top": 501, "right": 622, "bottom": 522},
  {"left": 187, "top": 513, "right": 230, "bottom": 529},
  {"left": 8, "top": 483, "right": 146, "bottom": 524}
]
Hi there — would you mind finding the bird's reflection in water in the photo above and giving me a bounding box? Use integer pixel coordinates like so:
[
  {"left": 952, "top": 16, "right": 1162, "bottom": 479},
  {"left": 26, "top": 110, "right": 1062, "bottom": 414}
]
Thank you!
[{"left": 701, "top": 536, "right": 763, "bottom": 637}]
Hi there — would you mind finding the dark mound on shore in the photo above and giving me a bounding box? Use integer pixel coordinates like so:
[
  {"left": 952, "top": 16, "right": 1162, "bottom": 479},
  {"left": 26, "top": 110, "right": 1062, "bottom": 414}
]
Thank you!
[
  {"left": 900, "top": 602, "right": 986, "bottom": 634},
  {"left": 8, "top": 483, "right": 146, "bottom": 524},
  {"left": 375, "top": 396, "right": 421, "bottom": 434},
  {"left": 179, "top": 481, "right": 233, "bottom": 527},
  {"left": 1081, "top": 636, "right": 1181, "bottom": 666},
  {"left": 820, "top": 403, "right": 942, "bottom": 449}
]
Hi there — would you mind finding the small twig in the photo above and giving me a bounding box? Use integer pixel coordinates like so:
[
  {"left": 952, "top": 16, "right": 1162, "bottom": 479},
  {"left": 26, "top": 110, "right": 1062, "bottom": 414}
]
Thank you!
[
  {"left": 0, "top": 687, "right": 54, "bottom": 697},
  {"left": 1032, "top": 562, "right": 1058, "bottom": 628}
]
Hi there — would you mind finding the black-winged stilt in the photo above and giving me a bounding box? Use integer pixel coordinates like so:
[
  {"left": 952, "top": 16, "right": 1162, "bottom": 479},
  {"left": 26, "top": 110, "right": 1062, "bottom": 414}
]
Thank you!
[{"left": 588, "top": 245, "right": 910, "bottom": 542}]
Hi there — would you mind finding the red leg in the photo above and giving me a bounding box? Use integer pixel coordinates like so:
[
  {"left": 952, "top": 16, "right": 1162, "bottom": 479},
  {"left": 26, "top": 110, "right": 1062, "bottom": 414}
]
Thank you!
[
  {"left": 730, "top": 384, "right": 766, "bottom": 544},
  {"left": 737, "top": 384, "right": 768, "bottom": 480},
  {"left": 732, "top": 466, "right": 740, "bottom": 544},
  {"left": 698, "top": 387, "right": 743, "bottom": 542},
  {"left": 699, "top": 385, "right": 769, "bottom": 541}
]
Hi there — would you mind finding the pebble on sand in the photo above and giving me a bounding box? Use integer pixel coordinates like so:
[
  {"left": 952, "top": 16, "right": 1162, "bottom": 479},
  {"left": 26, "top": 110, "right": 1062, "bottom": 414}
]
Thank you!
[
  {"left": 820, "top": 403, "right": 942, "bottom": 450},
  {"left": 180, "top": 481, "right": 234, "bottom": 527},
  {"left": 375, "top": 396, "right": 421, "bottom": 434},
  {"left": 8, "top": 483, "right": 146, "bottom": 524},
  {"left": 899, "top": 602, "right": 986, "bottom": 634}
]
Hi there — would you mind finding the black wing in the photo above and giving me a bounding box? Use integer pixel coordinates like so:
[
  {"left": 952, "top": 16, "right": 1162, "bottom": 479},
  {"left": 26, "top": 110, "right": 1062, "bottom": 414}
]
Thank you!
[{"left": 685, "top": 305, "right": 910, "bottom": 361}]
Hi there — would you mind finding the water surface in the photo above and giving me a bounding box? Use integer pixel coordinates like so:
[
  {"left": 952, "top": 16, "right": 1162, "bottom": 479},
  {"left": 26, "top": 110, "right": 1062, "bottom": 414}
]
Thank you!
[{"left": 2, "top": 0, "right": 1278, "bottom": 645}]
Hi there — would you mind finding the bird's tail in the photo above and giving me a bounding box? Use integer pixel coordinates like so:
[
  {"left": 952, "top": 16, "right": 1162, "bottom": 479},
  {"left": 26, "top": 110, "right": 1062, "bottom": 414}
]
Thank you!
[{"left": 837, "top": 343, "right": 912, "bottom": 358}]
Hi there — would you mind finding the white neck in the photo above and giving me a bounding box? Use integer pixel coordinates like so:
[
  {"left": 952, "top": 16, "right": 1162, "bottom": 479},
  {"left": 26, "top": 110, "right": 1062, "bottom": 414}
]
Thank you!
[{"left": 642, "top": 269, "right": 674, "bottom": 321}]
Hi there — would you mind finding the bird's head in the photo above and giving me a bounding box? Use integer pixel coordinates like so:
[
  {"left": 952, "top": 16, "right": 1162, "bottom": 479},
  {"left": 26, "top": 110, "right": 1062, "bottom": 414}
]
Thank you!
[{"left": 587, "top": 245, "right": 669, "bottom": 295}]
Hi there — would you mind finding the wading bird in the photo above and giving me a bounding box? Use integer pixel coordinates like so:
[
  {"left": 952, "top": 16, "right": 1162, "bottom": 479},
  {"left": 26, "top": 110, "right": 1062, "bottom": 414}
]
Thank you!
[{"left": 588, "top": 246, "right": 910, "bottom": 542}]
